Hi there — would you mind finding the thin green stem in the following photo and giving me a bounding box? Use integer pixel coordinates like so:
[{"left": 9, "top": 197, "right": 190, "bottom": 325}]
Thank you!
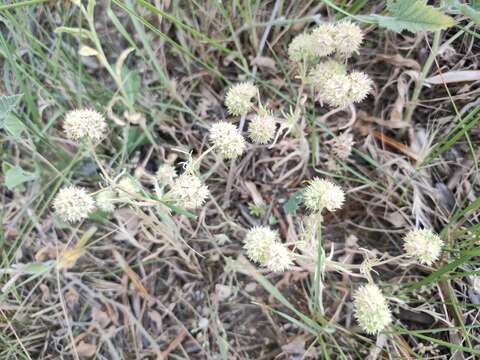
[{"left": 405, "top": 31, "right": 441, "bottom": 123}]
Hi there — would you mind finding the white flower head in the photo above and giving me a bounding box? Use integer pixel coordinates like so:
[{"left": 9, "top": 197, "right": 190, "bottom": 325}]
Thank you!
[
  {"left": 248, "top": 112, "right": 276, "bottom": 144},
  {"left": 63, "top": 109, "right": 107, "bottom": 142},
  {"left": 403, "top": 229, "right": 443, "bottom": 265},
  {"left": 265, "top": 242, "right": 294, "bottom": 272},
  {"left": 225, "top": 82, "right": 257, "bottom": 116},
  {"left": 96, "top": 189, "right": 116, "bottom": 213},
  {"left": 53, "top": 186, "right": 95, "bottom": 222},
  {"left": 348, "top": 71, "right": 373, "bottom": 103},
  {"left": 168, "top": 174, "right": 209, "bottom": 210},
  {"left": 309, "top": 60, "right": 347, "bottom": 92},
  {"left": 331, "top": 132, "right": 354, "bottom": 160},
  {"left": 210, "top": 121, "right": 246, "bottom": 158},
  {"left": 311, "top": 24, "right": 336, "bottom": 57},
  {"left": 243, "top": 226, "right": 278, "bottom": 264},
  {"left": 116, "top": 176, "right": 142, "bottom": 202},
  {"left": 156, "top": 164, "right": 177, "bottom": 185},
  {"left": 353, "top": 284, "right": 392, "bottom": 334},
  {"left": 288, "top": 33, "right": 317, "bottom": 64},
  {"left": 322, "top": 73, "right": 353, "bottom": 108},
  {"left": 334, "top": 21, "right": 364, "bottom": 57},
  {"left": 303, "top": 178, "right": 345, "bottom": 212}
]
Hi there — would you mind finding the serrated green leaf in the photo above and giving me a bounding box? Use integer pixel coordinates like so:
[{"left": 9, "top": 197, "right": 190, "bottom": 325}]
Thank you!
[
  {"left": 3, "top": 163, "right": 36, "bottom": 190},
  {"left": 375, "top": 0, "right": 456, "bottom": 33},
  {"left": 283, "top": 190, "right": 304, "bottom": 215},
  {"left": 0, "top": 94, "right": 22, "bottom": 121},
  {"left": 3, "top": 114, "right": 26, "bottom": 138}
]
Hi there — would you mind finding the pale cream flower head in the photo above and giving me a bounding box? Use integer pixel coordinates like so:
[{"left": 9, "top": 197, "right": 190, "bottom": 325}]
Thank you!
[
  {"left": 265, "top": 242, "right": 294, "bottom": 272},
  {"left": 248, "top": 112, "right": 276, "bottom": 144},
  {"left": 311, "top": 24, "right": 336, "bottom": 57},
  {"left": 288, "top": 33, "right": 317, "bottom": 64},
  {"left": 96, "top": 188, "right": 116, "bottom": 213},
  {"left": 168, "top": 174, "right": 209, "bottom": 210},
  {"left": 225, "top": 82, "right": 257, "bottom": 116},
  {"left": 53, "top": 185, "right": 95, "bottom": 222},
  {"left": 322, "top": 73, "right": 353, "bottom": 108},
  {"left": 334, "top": 21, "right": 364, "bottom": 57},
  {"left": 303, "top": 178, "right": 345, "bottom": 212},
  {"left": 348, "top": 71, "right": 373, "bottom": 103},
  {"left": 63, "top": 109, "right": 107, "bottom": 142},
  {"left": 116, "top": 176, "right": 142, "bottom": 202},
  {"left": 353, "top": 283, "right": 392, "bottom": 334},
  {"left": 156, "top": 164, "right": 177, "bottom": 185},
  {"left": 209, "top": 121, "right": 246, "bottom": 158},
  {"left": 331, "top": 132, "right": 355, "bottom": 160},
  {"left": 309, "top": 60, "right": 347, "bottom": 92},
  {"left": 243, "top": 226, "right": 278, "bottom": 264},
  {"left": 403, "top": 229, "right": 443, "bottom": 265}
]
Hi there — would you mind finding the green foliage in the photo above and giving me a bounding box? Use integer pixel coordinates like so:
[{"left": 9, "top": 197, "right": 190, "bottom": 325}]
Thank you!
[
  {"left": 2, "top": 163, "right": 36, "bottom": 190},
  {"left": 283, "top": 189, "right": 304, "bottom": 215},
  {"left": 373, "top": 0, "right": 456, "bottom": 33}
]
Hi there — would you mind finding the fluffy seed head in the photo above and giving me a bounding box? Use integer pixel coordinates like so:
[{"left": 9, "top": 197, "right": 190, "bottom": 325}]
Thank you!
[
  {"left": 311, "top": 24, "right": 336, "bottom": 57},
  {"left": 156, "top": 164, "right": 177, "bottom": 185},
  {"left": 116, "top": 176, "right": 142, "bottom": 202},
  {"left": 225, "top": 83, "right": 257, "bottom": 116},
  {"left": 63, "top": 109, "right": 107, "bottom": 142},
  {"left": 331, "top": 132, "right": 354, "bottom": 159},
  {"left": 248, "top": 113, "right": 276, "bottom": 144},
  {"left": 168, "top": 174, "right": 209, "bottom": 210},
  {"left": 96, "top": 189, "right": 116, "bottom": 213},
  {"left": 322, "top": 73, "right": 353, "bottom": 108},
  {"left": 244, "top": 226, "right": 278, "bottom": 264},
  {"left": 309, "top": 60, "right": 347, "bottom": 92},
  {"left": 353, "top": 284, "right": 392, "bottom": 334},
  {"left": 404, "top": 229, "right": 443, "bottom": 265},
  {"left": 210, "top": 121, "right": 246, "bottom": 158},
  {"left": 348, "top": 71, "right": 373, "bottom": 103},
  {"left": 53, "top": 186, "right": 95, "bottom": 222},
  {"left": 334, "top": 21, "right": 364, "bottom": 57},
  {"left": 265, "top": 242, "right": 294, "bottom": 272},
  {"left": 288, "top": 33, "right": 317, "bottom": 64},
  {"left": 303, "top": 178, "right": 345, "bottom": 212}
]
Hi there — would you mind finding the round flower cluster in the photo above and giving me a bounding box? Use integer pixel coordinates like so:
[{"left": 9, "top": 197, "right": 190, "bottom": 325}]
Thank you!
[
  {"left": 168, "top": 174, "right": 209, "bottom": 210},
  {"left": 116, "top": 176, "right": 142, "bottom": 202},
  {"left": 288, "top": 21, "right": 363, "bottom": 65},
  {"left": 248, "top": 112, "right": 276, "bottom": 144},
  {"left": 353, "top": 284, "right": 392, "bottom": 334},
  {"left": 244, "top": 226, "right": 294, "bottom": 272},
  {"left": 309, "top": 60, "right": 347, "bottom": 93},
  {"left": 53, "top": 186, "right": 95, "bottom": 222},
  {"left": 63, "top": 109, "right": 107, "bottom": 142},
  {"left": 303, "top": 178, "right": 345, "bottom": 213},
  {"left": 225, "top": 82, "right": 257, "bottom": 116},
  {"left": 209, "top": 121, "right": 246, "bottom": 158},
  {"left": 403, "top": 229, "right": 443, "bottom": 265},
  {"left": 320, "top": 69, "right": 373, "bottom": 108},
  {"left": 96, "top": 189, "right": 116, "bottom": 213},
  {"left": 156, "top": 163, "right": 177, "bottom": 185},
  {"left": 331, "top": 132, "right": 354, "bottom": 159}
]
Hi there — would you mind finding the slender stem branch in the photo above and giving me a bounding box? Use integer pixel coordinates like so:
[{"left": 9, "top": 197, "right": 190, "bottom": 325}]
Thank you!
[{"left": 405, "top": 31, "right": 441, "bottom": 123}]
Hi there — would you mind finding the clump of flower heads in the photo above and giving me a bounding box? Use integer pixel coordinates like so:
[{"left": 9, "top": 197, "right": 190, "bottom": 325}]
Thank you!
[
  {"left": 288, "top": 33, "right": 317, "bottom": 63},
  {"left": 225, "top": 82, "right": 258, "bottom": 116},
  {"left": 353, "top": 284, "right": 392, "bottom": 334},
  {"left": 311, "top": 24, "right": 336, "bottom": 57},
  {"left": 53, "top": 185, "right": 95, "bottom": 222},
  {"left": 244, "top": 226, "right": 294, "bottom": 272},
  {"left": 321, "top": 72, "right": 372, "bottom": 108},
  {"left": 96, "top": 188, "right": 116, "bottom": 213},
  {"left": 167, "top": 173, "right": 209, "bottom": 210},
  {"left": 248, "top": 112, "right": 276, "bottom": 144},
  {"left": 303, "top": 178, "right": 345, "bottom": 213},
  {"left": 403, "top": 229, "right": 443, "bottom": 265},
  {"left": 209, "top": 121, "right": 246, "bottom": 158},
  {"left": 63, "top": 109, "right": 107, "bottom": 142},
  {"left": 309, "top": 60, "right": 347, "bottom": 92}
]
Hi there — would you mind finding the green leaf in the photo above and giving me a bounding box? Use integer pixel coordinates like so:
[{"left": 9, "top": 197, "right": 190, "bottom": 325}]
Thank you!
[
  {"left": 458, "top": 4, "right": 480, "bottom": 25},
  {"left": 3, "top": 163, "right": 36, "bottom": 190},
  {"left": 3, "top": 114, "right": 26, "bottom": 138},
  {"left": 374, "top": 0, "right": 456, "bottom": 33},
  {"left": 0, "top": 94, "right": 22, "bottom": 122},
  {"left": 283, "top": 190, "right": 304, "bottom": 215}
]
